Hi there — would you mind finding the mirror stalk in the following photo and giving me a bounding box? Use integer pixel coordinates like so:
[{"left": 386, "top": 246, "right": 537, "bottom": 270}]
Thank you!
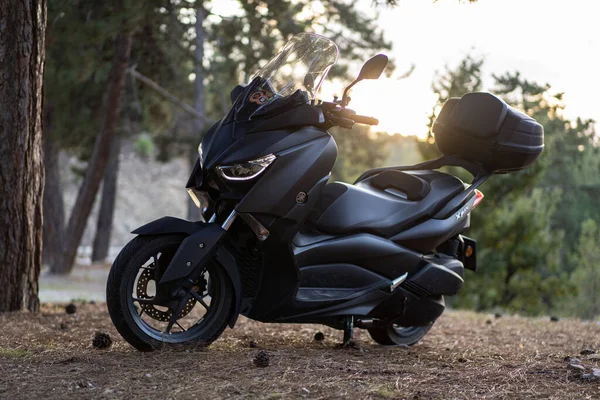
[{"left": 339, "top": 54, "right": 388, "bottom": 108}]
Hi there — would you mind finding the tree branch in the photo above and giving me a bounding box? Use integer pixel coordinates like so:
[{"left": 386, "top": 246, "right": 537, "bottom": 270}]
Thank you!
[{"left": 127, "top": 67, "right": 207, "bottom": 122}]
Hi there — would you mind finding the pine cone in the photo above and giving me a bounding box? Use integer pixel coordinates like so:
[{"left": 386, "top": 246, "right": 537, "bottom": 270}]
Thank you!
[
  {"left": 253, "top": 350, "right": 270, "bottom": 367},
  {"left": 65, "top": 303, "right": 77, "bottom": 314},
  {"left": 92, "top": 332, "right": 113, "bottom": 349}
]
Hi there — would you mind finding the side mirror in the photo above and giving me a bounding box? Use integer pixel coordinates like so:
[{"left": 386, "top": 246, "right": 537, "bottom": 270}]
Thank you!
[
  {"left": 341, "top": 54, "right": 388, "bottom": 107},
  {"left": 357, "top": 54, "right": 388, "bottom": 81}
]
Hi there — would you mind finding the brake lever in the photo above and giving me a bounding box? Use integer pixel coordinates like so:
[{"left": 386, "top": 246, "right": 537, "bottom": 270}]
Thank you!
[
  {"left": 336, "top": 117, "right": 355, "bottom": 129},
  {"left": 320, "top": 107, "right": 355, "bottom": 130}
]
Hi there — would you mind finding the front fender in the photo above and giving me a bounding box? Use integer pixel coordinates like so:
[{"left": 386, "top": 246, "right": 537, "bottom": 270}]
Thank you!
[
  {"left": 132, "top": 216, "right": 205, "bottom": 236},
  {"left": 132, "top": 217, "right": 242, "bottom": 328}
]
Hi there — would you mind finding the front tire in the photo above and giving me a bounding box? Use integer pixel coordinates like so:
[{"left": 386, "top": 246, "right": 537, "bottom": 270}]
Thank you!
[
  {"left": 106, "top": 234, "right": 234, "bottom": 351},
  {"left": 368, "top": 323, "right": 434, "bottom": 346}
]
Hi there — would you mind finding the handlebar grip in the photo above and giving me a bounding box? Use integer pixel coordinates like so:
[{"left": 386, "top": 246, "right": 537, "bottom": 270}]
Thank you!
[
  {"left": 351, "top": 114, "right": 379, "bottom": 125},
  {"left": 337, "top": 117, "right": 354, "bottom": 129}
]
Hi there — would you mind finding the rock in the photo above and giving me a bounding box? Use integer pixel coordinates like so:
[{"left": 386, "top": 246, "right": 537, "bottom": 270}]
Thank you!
[
  {"left": 550, "top": 316, "right": 559, "bottom": 322},
  {"left": 65, "top": 303, "right": 77, "bottom": 314},
  {"left": 314, "top": 331, "right": 325, "bottom": 341},
  {"left": 581, "top": 373, "right": 599, "bottom": 382},
  {"left": 92, "top": 332, "right": 113, "bottom": 349},
  {"left": 580, "top": 348, "right": 596, "bottom": 355},
  {"left": 593, "top": 368, "right": 600, "bottom": 377},
  {"left": 253, "top": 350, "right": 270, "bottom": 368},
  {"left": 568, "top": 363, "right": 586, "bottom": 372},
  {"left": 494, "top": 313, "right": 502, "bottom": 319}
]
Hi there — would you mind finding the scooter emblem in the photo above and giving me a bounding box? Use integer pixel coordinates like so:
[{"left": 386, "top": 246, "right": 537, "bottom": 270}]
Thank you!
[
  {"left": 455, "top": 205, "right": 469, "bottom": 220},
  {"left": 296, "top": 191, "right": 307, "bottom": 204}
]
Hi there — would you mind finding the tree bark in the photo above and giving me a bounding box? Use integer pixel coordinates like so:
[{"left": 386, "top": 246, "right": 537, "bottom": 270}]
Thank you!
[
  {"left": 51, "top": 31, "right": 133, "bottom": 275},
  {"left": 42, "top": 112, "right": 65, "bottom": 268},
  {"left": 0, "top": 0, "right": 46, "bottom": 311},
  {"left": 91, "top": 134, "right": 121, "bottom": 263},
  {"left": 187, "top": 5, "right": 206, "bottom": 221}
]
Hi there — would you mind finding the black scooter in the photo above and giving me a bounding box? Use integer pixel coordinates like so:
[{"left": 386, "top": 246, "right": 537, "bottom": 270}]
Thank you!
[{"left": 107, "top": 33, "right": 544, "bottom": 351}]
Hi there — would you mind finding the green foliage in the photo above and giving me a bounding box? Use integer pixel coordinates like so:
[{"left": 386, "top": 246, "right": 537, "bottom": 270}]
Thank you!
[
  {"left": 455, "top": 189, "right": 571, "bottom": 314},
  {"left": 563, "top": 219, "right": 600, "bottom": 320},
  {"left": 133, "top": 133, "right": 154, "bottom": 160},
  {"left": 45, "top": 0, "right": 181, "bottom": 159}
]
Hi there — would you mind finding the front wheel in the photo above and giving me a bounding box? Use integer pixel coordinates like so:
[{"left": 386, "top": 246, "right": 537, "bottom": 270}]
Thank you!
[
  {"left": 106, "top": 234, "right": 234, "bottom": 351},
  {"left": 368, "top": 323, "right": 434, "bottom": 346}
]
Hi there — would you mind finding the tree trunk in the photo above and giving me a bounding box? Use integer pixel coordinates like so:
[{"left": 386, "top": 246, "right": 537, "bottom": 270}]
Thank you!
[
  {"left": 51, "top": 31, "right": 133, "bottom": 275},
  {"left": 42, "top": 116, "right": 65, "bottom": 268},
  {"left": 91, "top": 134, "right": 121, "bottom": 263},
  {"left": 0, "top": 0, "right": 46, "bottom": 312},
  {"left": 187, "top": 5, "right": 206, "bottom": 221}
]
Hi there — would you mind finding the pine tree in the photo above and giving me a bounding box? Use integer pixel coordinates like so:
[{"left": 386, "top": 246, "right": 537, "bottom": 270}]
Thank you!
[{"left": 566, "top": 219, "right": 600, "bottom": 320}]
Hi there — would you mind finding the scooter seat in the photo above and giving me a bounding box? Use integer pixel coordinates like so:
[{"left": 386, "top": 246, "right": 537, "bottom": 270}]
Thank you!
[{"left": 307, "top": 170, "right": 465, "bottom": 237}]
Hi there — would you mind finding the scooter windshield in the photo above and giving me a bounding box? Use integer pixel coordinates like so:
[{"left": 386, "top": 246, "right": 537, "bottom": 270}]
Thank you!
[{"left": 233, "top": 33, "right": 338, "bottom": 122}]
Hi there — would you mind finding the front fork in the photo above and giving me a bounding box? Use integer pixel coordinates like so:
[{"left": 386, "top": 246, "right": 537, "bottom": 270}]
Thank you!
[{"left": 157, "top": 210, "right": 243, "bottom": 328}]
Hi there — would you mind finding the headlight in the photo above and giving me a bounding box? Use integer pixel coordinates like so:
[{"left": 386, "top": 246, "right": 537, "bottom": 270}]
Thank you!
[
  {"left": 187, "top": 188, "right": 209, "bottom": 210},
  {"left": 216, "top": 154, "right": 276, "bottom": 181}
]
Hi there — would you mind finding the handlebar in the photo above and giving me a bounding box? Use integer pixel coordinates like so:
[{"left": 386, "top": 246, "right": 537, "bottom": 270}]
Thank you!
[
  {"left": 318, "top": 102, "right": 379, "bottom": 129},
  {"left": 349, "top": 114, "right": 379, "bottom": 126}
]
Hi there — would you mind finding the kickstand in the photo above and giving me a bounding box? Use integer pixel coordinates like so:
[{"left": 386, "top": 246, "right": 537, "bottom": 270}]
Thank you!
[{"left": 342, "top": 316, "right": 354, "bottom": 347}]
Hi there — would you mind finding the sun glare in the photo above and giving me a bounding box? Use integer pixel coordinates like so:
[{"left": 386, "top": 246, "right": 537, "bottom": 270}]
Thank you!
[{"left": 324, "top": 79, "right": 435, "bottom": 140}]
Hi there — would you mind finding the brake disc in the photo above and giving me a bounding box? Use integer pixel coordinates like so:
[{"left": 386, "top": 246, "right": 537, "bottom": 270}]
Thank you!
[{"left": 136, "top": 268, "right": 196, "bottom": 322}]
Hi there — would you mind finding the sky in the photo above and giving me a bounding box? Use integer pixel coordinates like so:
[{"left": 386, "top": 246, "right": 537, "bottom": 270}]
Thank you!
[
  {"left": 212, "top": 0, "right": 600, "bottom": 138},
  {"left": 347, "top": 0, "right": 600, "bottom": 137}
]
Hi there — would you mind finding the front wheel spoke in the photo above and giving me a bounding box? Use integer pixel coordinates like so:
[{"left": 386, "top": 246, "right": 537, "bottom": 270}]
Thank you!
[
  {"left": 164, "top": 320, "right": 175, "bottom": 334},
  {"left": 175, "top": 321, "right": 187, "bottom": 332},
  {"left": 198, "top": 298, "right": 210, "bottom": 312},
  {"left": 190, "top": 290, "right": 210, "bottom": 311},
  {"left": 164, "top": 298, "right": 188, "bottom": 334}
]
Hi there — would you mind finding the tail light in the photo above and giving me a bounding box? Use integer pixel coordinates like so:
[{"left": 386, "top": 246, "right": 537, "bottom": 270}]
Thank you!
[{"left": 473, "top": 189, "right": 484, "bottom": 208}]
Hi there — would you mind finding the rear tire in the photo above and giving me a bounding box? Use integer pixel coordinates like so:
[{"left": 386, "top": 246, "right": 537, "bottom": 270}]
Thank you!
[
  {"left": 107, "top": 234, "right": 234, "bottom": 351},
  {"left": 368, "top": 323, "right": 434, "bottom": 346}
]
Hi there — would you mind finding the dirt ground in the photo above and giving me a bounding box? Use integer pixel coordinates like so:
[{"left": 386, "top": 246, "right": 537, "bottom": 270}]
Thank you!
[{"left": 1, "top": 304, "right": 599, "bottom": 400}]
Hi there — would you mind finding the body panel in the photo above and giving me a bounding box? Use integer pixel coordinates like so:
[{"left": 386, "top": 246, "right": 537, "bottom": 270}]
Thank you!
[{"left": 236, "top": 134, "right": 337, "bottom": 217}]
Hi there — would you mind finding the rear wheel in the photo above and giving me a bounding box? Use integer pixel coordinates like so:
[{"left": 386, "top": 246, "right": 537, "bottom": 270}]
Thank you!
[
  {"left": 368, "top": 323, "right": 434, "bottom": 346},
  {"left": 106, "top": 234, "right": 234, "bottom": 351}
]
